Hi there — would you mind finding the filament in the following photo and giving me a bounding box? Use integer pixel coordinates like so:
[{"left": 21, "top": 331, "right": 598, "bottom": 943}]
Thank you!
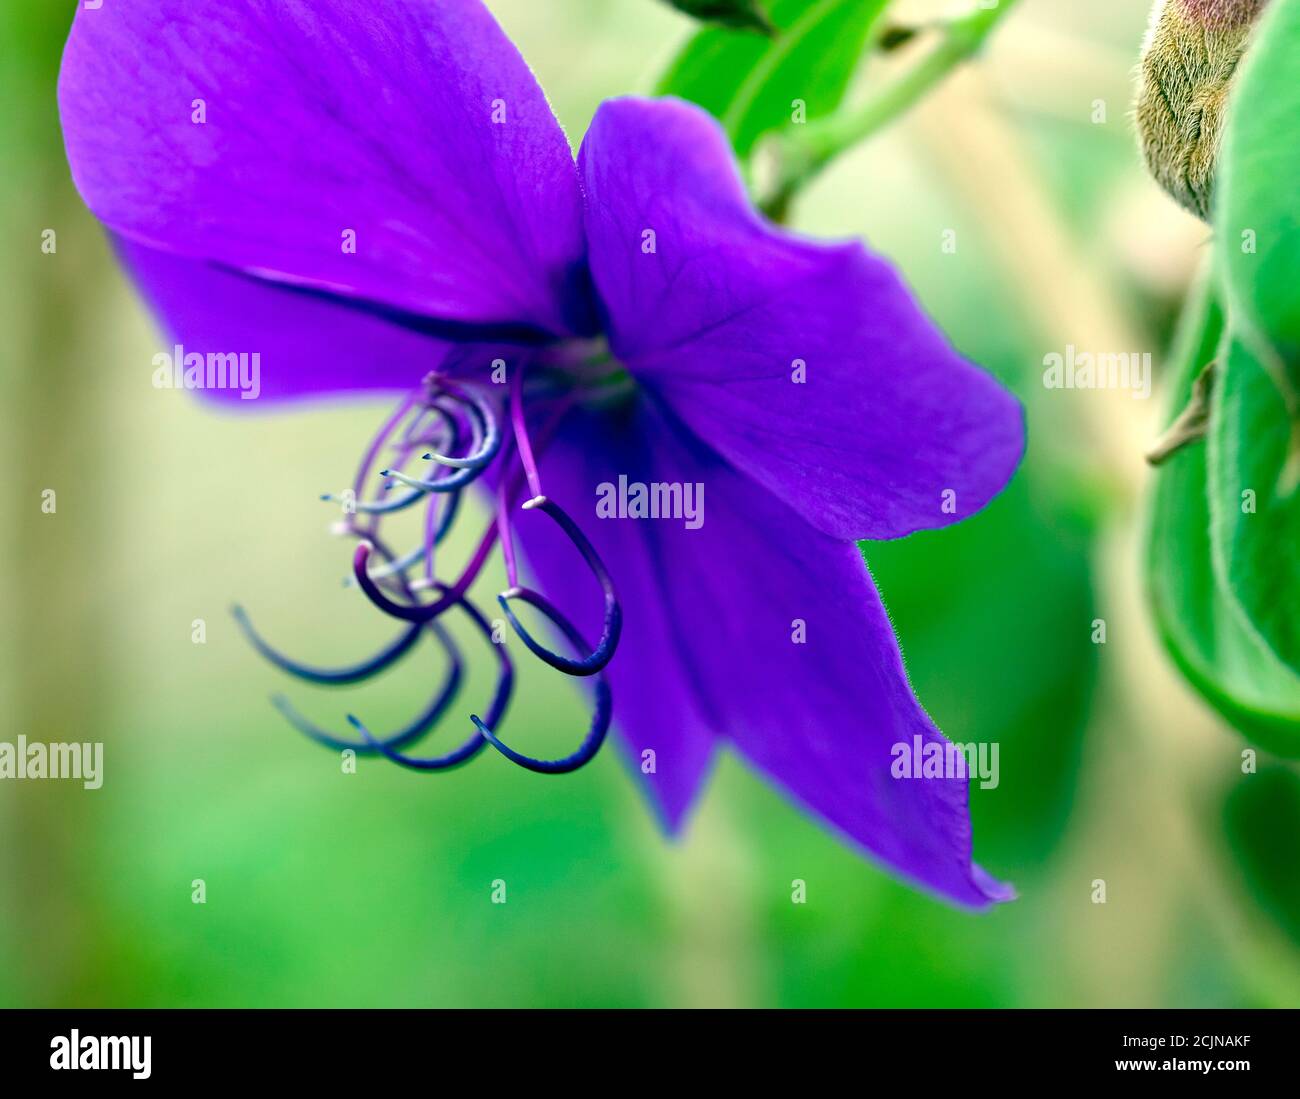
[
  {"left": 349, "top": 589, "right": 512, "bottom": 771},
  {"left": 471, "top": 594, "right": 611, "bottom": 774},
  {"left": 231, "top": 603, "right": 421, "bottom": 684},
  {"left": 496, "top": 496, "right": 622, "bottom": 677},
  {"left": 271, "top": 621, "right": 464, "bottom": 753}
]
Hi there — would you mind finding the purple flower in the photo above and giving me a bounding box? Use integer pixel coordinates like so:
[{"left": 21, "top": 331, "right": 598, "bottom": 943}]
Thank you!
[{"left": 59, "top": 0, "right": 1023, "bottom": 907}]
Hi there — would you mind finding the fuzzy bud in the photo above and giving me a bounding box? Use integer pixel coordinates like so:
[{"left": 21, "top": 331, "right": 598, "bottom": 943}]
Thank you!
[{"left": 1135, "top": 0, "right": 1271, "bottom": 220}]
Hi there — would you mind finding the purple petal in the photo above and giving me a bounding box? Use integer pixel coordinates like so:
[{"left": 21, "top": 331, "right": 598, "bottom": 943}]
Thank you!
[
  {"left": 60, "top": 0, "right": 593, "bottom": 336},
  {"left": 578, "top": 97, "right": 1024, "bottom": 541},
  {"left": 517, "top": 395, "right": 1010, "bottom": 908},
  {"left": 119, "top": 238, "right": 447, "bottom": 405}
]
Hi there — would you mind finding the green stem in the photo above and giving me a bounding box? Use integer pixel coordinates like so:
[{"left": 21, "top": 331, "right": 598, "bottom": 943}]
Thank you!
[
  {"left": 762, "top": 0, "right": 1021, "bottom": 217},
  {"left": 1146, "top": 360, "right": 1217, "bottom": 466}
]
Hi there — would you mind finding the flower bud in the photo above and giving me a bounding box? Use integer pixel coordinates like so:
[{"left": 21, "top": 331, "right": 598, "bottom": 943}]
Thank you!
[{"left": 1135, "top": 0, "right": 1271, "bottom": 220}]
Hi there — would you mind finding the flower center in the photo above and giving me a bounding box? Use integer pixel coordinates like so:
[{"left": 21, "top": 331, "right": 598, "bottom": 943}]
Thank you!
[
  {"left": 234, "top": 350, "right": 626, "bottom": 775},
  {"left": 535, "top": 337, "right": 636, "bottom": 407}
]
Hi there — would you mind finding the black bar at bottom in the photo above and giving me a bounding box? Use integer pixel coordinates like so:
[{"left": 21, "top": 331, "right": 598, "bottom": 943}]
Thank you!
[{"left": 1, "top": 1008, "right": 1294, "bottom": 1085}]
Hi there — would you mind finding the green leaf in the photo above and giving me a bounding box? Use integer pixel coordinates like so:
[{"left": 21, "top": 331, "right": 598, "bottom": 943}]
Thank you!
[
  {"left": 1217, "top": 0, "right": 1300, "bottom": 387},
  {"left": 656, "top": 0, "right": 887, "bottom": 158},
  {"left": 1207, "top": 338, "right": 1300, "bottom": 682},
  {"left": 1147, "top": 280, "right": 1300, "bottom": 757},
  {"left": 1204, "top": 0, "right": 1300, "bottom": 684},
  {"left": 659, "top": 0, "right": 775, "bottom": 35},
  {"left": 1224, "top": 766, "right": 1300, "bottom": 949}
]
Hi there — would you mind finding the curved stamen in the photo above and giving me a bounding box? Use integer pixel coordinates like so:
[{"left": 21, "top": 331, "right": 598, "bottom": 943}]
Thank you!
[
  {"left": 496, "top": 452, "right": 523, "bottom": 593},
  {"left": 349, "top": 540, "right": 427, "bottom": 585},
  {"left": 509, "top": 360, "right": 544, "bottom": 500},
  {"left": 397, "top": 401, "right": 450, "bottom": 450},
  {"left": 381, "top": 463, "right": 479, "bottom": 495},
  {"left": 423, "top": 382, "right": 501, "bottom": 471},
  {"left": 471, "top": 595, "right": 611, "bottom": 774},
  {"left": 423, "top": 479, "right": 451, "bottom": 585},
  {"left": 351, "top": 589, "right": 513, "bottom": 771},
  {"left": 326, "top": 401, "right": 463, "bottom": 514},
  {"left": 231, "top": 603, "right": 421, "bottom": 685},
  {"left": 376, "top": 382, "right": 499, "bottom": 493},
  {"left": 497, "top": 496, "right": 621, "bottom": 677},
  {"left": 244, "top": 526, "right": 421, "bottom": 686},
  {"left": 352, "top": 528, "right": 498, "bottom": 623},
  {"left": 271, "top": 622, "right": 464, "bottom": 754},
  {"left": 492, "top": 387, "right": 579, "bottom": 592},
  {"left": 324, "top": 483, "right": 427, "bottom": 516},
  {"left": 248, "top": 369, "right": 622, "bottom": 780},
  {"left": 353, "top": 390, "right": 419, "bottom": 495},
  {"left": 342, "top": 489, "right": 460, "bottom": 588}
]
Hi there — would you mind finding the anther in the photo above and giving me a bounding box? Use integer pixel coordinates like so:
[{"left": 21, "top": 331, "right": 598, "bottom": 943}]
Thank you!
[
  {"left": 272, "top": 623, "right": 462, "bottom": 753},
  {"left": 496, "top": 496, "right": 621, "bottom": 677},
  {"left": 471, "top": 596, "right": 611, "bottom": 774},
  {"left": 350, "top": 590, "right": 513, "bottom": 771}
]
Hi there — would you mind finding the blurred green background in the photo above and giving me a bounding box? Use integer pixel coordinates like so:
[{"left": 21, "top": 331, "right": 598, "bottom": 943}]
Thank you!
[{"left": 1, "top": 0, "right": 1297, "bottom": 1007}]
